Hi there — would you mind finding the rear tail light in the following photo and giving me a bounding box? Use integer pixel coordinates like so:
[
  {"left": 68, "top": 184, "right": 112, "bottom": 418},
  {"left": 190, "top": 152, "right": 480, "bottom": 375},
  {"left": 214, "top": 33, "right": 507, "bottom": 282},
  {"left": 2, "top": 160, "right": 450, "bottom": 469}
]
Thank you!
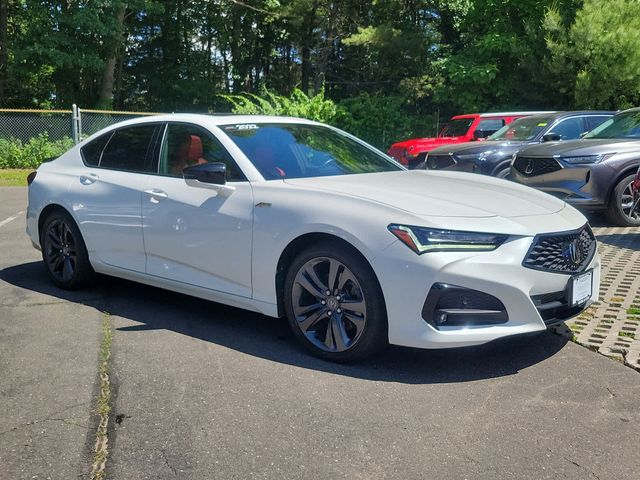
[{"left": 27, "top": 171, "right": 37, "bottom": 185}]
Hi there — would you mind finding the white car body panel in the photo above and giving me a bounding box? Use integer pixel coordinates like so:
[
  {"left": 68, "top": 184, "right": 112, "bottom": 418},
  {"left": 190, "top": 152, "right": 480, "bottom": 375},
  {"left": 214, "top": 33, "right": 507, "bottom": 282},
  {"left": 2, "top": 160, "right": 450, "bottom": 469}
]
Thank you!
[
  {"left": 27, "top": 114, "right": 601, "bottom": 349},
  {"left": 141, "top": 176, "right": 254, "bottom": 298}
]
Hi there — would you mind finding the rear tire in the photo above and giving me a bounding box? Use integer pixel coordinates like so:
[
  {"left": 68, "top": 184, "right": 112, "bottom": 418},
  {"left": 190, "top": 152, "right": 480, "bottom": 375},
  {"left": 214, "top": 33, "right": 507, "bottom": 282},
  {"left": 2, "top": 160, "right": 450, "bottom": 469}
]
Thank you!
[
  {"left": 40, "top": 210, "right": 95, "bottom": 289},
  {"left": 283, "top": 241, "right": 388, "bottom": 362},
  {"left": 606, "top": 174, "right": 640, "bottom": 226}
]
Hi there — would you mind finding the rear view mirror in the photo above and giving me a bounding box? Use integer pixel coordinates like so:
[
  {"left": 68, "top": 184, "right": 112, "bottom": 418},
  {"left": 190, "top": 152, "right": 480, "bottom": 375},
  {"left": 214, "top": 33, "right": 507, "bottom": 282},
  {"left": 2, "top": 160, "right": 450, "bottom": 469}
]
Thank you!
[
  {"left": 542, "top": 133, "right": 562, "bottom": 142},
  {"left": 183, "top": 162, "right": 226, "bottom": 185}
]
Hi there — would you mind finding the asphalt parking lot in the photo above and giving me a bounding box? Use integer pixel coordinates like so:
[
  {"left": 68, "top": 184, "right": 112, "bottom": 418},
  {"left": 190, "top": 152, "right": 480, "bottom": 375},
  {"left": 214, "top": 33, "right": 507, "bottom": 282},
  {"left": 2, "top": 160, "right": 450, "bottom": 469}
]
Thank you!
[{"left": 1, "top": 186, "right": 639, "bottom": 480}]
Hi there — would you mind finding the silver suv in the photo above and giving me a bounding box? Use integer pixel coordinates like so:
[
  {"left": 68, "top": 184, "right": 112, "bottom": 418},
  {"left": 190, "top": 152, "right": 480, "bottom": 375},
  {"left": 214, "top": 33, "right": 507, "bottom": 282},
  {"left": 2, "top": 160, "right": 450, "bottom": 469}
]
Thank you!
[{"left": 511, "top": 108, "right": 640, "bottom": 226}]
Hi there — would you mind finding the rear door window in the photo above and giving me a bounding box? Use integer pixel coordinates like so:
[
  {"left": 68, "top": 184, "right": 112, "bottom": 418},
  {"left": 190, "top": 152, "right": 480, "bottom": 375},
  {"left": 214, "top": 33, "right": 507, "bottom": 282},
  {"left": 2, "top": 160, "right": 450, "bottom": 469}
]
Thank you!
[
  {"left": 99, "top": 125, "right": 159, "bottom": 173},
  {"left": 477, "top": 119, "right": 505, "bottom": 132},
  {"left": 585, "top": 115, "right": 612, "bottom": 132}
]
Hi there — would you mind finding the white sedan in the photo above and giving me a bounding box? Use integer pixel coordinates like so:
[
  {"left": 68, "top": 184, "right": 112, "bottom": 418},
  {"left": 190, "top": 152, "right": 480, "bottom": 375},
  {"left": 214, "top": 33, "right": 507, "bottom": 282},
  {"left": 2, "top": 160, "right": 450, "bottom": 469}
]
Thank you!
[{"left": 26, "top": 114, "right": 600, "bottom": 362}]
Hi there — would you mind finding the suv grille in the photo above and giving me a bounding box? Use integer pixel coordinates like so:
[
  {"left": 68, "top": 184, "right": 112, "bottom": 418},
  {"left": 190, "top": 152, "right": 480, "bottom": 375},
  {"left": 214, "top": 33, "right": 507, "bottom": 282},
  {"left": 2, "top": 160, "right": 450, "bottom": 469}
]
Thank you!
[
  {"left": 426, "top": 154, "right": 455, "bottom": 170},
  {"left": 513, "top": 156, "right": 561, "bottom": 176},
  {"left": 523, "top": 225, "right": 596, "bottom": 273}
]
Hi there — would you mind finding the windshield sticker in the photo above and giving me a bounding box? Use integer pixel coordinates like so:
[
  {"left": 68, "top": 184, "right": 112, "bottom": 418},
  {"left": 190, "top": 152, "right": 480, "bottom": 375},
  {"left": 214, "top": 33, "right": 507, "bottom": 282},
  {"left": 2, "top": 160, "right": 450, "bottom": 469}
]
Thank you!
[
  {"left": 537, "top": 122, "right": 547, "bottom": 127},
  {"left": 224, "top": 124, "right": 259, "bottom": 131}
]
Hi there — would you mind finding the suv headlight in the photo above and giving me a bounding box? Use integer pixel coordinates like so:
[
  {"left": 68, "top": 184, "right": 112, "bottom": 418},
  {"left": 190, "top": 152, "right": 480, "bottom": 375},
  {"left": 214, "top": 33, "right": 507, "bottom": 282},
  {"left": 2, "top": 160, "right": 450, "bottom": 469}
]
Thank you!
[
  {"left": 388, "top": 224, "right": 508, "bottom": 254},
  {"left": 560, "top": 153, "right": 616, "bottom": 164}
]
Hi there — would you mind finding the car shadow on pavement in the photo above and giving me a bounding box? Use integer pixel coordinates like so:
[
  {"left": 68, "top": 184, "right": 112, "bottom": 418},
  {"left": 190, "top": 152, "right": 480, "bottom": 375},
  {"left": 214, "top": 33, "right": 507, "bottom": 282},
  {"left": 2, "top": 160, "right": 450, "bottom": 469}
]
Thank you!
[
  {"left": 596, "top": 233, "right": 640, "bottom": 250},
  {"left": 1, "top": 261, "right": 569, "bottom": 385}
]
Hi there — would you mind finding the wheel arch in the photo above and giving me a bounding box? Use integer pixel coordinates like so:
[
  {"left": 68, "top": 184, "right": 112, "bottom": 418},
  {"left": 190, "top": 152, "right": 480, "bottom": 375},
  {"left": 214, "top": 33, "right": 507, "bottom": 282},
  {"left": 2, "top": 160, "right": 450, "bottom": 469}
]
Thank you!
[
  {"left": 274, "top": 232, "right": 386, "bottom": 318},
  {"left": 490, "top": 158, "right": 514, "bottom": 177},
  {"left": 38, "top": 203, "right": 74, "bottom": 241},
  {"left": 606, "top": 161, "right": 640, "bottom": 202}
]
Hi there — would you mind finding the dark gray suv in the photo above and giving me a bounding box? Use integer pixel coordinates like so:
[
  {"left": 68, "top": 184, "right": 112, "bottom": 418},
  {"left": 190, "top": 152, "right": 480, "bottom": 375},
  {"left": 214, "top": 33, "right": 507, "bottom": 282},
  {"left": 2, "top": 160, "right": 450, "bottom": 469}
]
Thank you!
[
  {"left": 511, "top": 108, "right": 640, "bottom": 226},
  {"left": 419, "top": 111, "right": 613, "bottom": 178}
]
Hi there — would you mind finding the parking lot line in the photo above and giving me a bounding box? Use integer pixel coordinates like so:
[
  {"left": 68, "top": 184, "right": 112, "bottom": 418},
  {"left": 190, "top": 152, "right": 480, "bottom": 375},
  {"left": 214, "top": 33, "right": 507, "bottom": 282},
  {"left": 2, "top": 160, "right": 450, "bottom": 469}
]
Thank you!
[{"left": 0, "top": 211, "right": 24, "bottom": 228}]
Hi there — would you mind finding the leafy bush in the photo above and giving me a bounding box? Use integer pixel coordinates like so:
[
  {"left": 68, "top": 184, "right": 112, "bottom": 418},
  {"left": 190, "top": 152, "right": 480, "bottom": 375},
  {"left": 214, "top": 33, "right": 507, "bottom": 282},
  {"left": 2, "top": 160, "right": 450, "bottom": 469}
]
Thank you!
[
  {"left": 219, "top": 88, "right": 338, "bottom": 124},
  {"left": 220, "top": 88, "right": 439, "bottom": 150},
  {"left": 0, "top": 134, "right": 74, "bottom": 169},
  {"left": 335, "top": 93, "right": 438, "bottom": 150}
]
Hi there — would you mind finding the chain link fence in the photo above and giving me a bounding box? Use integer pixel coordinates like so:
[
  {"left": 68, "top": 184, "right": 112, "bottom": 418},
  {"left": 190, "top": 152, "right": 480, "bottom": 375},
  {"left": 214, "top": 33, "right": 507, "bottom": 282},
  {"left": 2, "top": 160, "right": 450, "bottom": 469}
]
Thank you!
[{"left": 0, "top": 105, "right": 160, "bottom": 145}]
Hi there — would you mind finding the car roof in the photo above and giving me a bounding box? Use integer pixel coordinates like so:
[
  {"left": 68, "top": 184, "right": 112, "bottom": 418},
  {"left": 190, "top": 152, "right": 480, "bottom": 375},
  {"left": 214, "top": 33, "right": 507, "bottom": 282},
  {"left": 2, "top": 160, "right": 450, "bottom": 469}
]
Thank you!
[
  {"left": 478, "top": 111, "right": 556, "bottom": 118},
  {"left": 101, "top": 113, "right": 321, "bottom": 128},
  {"left": 508, "top": 111, "right": 616, "bottom": 122}
]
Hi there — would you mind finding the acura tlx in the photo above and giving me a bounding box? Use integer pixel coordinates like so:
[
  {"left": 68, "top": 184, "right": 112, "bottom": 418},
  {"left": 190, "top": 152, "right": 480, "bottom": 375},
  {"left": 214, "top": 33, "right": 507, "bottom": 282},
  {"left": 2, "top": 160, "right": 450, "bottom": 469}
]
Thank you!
[{"left": 26, "top": 115, "right": 600, "bottom": 362}]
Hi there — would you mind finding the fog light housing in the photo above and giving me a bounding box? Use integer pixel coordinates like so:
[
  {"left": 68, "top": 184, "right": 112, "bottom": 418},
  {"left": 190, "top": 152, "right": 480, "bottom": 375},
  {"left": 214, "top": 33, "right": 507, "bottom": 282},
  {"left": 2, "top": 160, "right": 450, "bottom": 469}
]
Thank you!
[{"left": 422, "top": 283, "right": 508, "bottom": 329}]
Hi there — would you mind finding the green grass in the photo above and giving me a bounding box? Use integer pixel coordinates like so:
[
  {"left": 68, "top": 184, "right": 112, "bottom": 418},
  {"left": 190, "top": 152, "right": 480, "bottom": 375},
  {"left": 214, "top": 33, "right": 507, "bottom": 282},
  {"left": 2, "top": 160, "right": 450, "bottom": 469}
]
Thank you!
[
  {"left": 90, "top": 313, "right": 113, "bottom": 480},
  {"left": 0, "top": 169, "right": 31, "bottom": 187},
  {"left": 628, "top": 307, "right": 640, "bottom": 315}
]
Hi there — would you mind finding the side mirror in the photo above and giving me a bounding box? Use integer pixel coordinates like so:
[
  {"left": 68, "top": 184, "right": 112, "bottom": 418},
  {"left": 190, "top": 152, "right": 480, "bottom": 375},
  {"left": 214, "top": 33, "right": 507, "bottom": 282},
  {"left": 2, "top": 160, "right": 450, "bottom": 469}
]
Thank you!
[
  {"left": 542, "top": 133, "right": 562, "bottom": 142},
  {"left": 183, "top": 162, "right": 226, "bottom": 185}
]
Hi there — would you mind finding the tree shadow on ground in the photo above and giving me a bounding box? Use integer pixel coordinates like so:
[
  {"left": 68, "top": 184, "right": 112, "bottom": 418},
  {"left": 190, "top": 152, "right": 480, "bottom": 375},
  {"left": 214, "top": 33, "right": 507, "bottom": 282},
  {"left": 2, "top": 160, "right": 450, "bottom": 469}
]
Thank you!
[{"left": 1, "top": 261, "right": 569, "bottom": 385}]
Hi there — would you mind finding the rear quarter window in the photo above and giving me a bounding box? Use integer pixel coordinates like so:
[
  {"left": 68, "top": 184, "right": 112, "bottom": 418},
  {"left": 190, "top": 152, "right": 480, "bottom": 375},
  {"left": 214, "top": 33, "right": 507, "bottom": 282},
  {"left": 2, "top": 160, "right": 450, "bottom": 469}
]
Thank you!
[{"left": 80, "top": 133, "right": 112, "bottom": 166}]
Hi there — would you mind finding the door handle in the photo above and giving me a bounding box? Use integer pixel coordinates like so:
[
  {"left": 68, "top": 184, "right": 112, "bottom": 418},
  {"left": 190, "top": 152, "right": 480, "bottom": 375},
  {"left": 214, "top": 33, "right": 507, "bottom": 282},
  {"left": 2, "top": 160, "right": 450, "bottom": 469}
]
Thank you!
[
  {"left": 80, "top": 173, "right": 99, "bottom": 185},
  {"left": 144, "top": 189, "right": 168, "bottom": 203}
]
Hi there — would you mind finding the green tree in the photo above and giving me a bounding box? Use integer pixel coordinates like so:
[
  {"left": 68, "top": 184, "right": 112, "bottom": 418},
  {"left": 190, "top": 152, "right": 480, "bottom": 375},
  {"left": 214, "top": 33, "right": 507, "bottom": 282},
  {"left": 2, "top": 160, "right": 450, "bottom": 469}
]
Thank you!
[{"left": 545, "top": 0, "right": 640, "bottom": 109}]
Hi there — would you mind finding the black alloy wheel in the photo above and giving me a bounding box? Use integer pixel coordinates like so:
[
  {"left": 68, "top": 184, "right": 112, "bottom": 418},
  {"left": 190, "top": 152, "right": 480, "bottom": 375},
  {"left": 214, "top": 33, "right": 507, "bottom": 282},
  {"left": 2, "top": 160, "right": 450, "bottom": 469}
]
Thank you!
[
  {"left": 284, "top": 241, "right": 388, "bottom": 362},
  {"left": 608, "top": 174, "right": 640, "bottom": 226},
  {"left": 41, "top": 211, "right": 94, "bottom": 289}
]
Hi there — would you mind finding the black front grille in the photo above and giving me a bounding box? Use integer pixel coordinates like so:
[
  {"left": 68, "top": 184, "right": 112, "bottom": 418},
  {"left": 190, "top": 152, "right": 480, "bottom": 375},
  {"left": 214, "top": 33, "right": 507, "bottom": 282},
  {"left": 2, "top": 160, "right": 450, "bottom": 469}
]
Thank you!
[
  {"left": 523, "top": 225, "right": 596, "bottom": 274},
  {"left": 426, "top": 154, "right": 456, "bottom": 170},
  {"left": 513, "top": 156, "right": 561, "bottom": 176}
]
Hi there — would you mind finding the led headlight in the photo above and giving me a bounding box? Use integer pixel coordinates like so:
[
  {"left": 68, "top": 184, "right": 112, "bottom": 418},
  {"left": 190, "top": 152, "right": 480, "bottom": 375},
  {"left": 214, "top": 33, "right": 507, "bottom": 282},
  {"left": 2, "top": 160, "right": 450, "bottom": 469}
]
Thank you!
[
  {"left": 388, "top": 224, "right": 508, "bottom": 254},
  {"left": 560, "top": 153, "right": 616, "bottom": 164}
]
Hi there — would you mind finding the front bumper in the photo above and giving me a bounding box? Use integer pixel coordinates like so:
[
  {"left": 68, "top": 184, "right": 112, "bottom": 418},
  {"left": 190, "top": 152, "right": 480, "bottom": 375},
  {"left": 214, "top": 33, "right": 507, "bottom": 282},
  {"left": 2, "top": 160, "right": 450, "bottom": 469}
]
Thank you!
[
  {"left": 371, "top": 235, "right": 600, "bottom": 349},
  {"left": 511, "top": 161, "right": 617, "bottom": 210}
]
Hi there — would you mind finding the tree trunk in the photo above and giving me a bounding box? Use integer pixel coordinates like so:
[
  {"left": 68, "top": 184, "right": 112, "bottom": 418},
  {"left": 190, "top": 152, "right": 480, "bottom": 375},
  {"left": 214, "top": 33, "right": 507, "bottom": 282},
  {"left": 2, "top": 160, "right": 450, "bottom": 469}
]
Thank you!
[
  {"left": 314, "top": 2, "right": 338, "bottom": 93},
  {"left": 98, "top": 2, "right": 126, "bottom": 109},
  {"left": 300, "top": 2, "right": 318, "bottom": 94},
  {"left": 0, "top": 0, "right": 9, "bottom": 105}
]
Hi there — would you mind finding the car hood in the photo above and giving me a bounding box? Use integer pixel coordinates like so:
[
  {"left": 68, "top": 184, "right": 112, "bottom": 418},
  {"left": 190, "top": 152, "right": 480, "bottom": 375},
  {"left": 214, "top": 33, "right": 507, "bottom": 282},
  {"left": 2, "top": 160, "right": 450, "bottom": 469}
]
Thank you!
[
  {"left": 519, "top": 138, "right": 640, "bottom": 157},
  {"left": 284, "top": 170, "right": 565, "bottom": 219},
  {"left": 430, "top": 140, "right": 530, "bottom": 157}
]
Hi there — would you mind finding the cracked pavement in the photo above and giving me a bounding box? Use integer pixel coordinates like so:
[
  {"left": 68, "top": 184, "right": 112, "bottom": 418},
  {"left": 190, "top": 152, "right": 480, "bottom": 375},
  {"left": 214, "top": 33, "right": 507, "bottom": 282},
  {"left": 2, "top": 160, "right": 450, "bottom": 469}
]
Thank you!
[{"left": 1, "top": 187, "right": 639, "bottom": 479}]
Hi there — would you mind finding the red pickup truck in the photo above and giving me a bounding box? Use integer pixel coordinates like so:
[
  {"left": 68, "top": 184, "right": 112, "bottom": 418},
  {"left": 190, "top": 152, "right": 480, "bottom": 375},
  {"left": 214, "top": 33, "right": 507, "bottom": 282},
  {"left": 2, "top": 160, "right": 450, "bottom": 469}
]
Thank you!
[{"left": 388, "top": 111, "right": 551, "bottom": 168}]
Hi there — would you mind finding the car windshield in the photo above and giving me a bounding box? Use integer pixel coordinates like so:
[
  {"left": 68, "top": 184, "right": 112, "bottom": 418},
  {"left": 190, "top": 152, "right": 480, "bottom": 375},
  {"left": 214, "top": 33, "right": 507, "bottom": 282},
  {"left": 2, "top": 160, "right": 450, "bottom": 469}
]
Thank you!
[
  {"left": 488, "top": 115, "right": 555, "bottom": 141},
  {"left": 220, "top": 123, "right": 403, "bottom": 180},
  {"left": 584, "top": 110, "right": 640, "bottom": 139},
  {"left": 439, "top": 118, "right": 474, "bottom": 137}
]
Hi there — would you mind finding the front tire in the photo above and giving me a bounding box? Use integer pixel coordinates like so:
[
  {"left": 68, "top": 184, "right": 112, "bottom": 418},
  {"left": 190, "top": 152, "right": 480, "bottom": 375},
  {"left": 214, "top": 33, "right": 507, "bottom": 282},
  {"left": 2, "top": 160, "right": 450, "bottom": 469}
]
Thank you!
[
  {"left": 283, "top": 241, "right": 388, "bottom": 362},
  {"left": 41, "top": 210, "right": 95, "bottom": 289},
  {"left": 496, "top": 167, "right": 512, "bottom": 179},
  {"left": 606, "top": 174, "right": 640, "bottom": 226}
]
